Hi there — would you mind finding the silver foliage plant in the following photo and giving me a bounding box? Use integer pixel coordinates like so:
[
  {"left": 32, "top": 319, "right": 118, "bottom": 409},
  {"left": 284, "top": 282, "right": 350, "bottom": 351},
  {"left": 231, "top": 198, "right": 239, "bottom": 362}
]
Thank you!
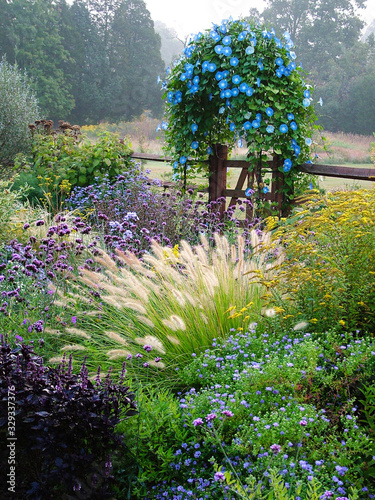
[{"left": 0, "top": 57, "right": 40, "bottom": 170}]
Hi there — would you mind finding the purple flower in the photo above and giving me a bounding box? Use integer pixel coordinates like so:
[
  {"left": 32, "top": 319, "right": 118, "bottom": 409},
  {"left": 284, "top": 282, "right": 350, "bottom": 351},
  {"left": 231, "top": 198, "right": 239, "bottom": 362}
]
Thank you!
[
  {"left": 270, "top": 444, "right": 281, "bottom": 454},
  {"left": 206, "top": 413, "right": 217, "bottom": 422},
  {"left": 143, "top": 344, "right": 152, "bottom": 352},
  {"left": 222, "top": 410, "right": 234, "bottom": 417},
  {"left": 23, "top": 223, "right": 30, "bottom": 230},
  {"left": 35, "top": 220, "right": 45, "bottom": 226},
  {"left": 71, "top": 316, "right": 77, "bottom": 324},
  {"left": 193, "top": 418, "right": 203, "bottom": 426},
  {"left": 214, "top": 471, "right": 225, "bottom": 482}
]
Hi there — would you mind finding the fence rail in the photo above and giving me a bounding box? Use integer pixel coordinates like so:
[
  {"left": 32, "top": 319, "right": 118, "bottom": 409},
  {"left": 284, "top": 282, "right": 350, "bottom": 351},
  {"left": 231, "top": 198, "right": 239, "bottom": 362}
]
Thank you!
[{"left": 131, "top": 151, "right": 375, "bottom": 217}]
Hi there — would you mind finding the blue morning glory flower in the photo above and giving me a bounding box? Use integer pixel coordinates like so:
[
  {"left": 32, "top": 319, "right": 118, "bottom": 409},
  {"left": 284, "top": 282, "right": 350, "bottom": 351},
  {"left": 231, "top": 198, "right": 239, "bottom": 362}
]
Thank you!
[
  {"left": 309, "top": 182, "right": 313, "bottom": 189},
  {"left": 191, "top": 141, "right": 199, "bottom": 149},
  {"left": 223, "top": 46, "right": 232, "bottom": 56},
  {"left": 243, "top": 121, "right": 252, "bottom": 130},
  {"left": 290, "top": 121, "right": 297, "bottom": 130},
  {"left": 220, "top": 90, "right": 225, "bottom": 99},
  {"left": 266, "top": 107, "right": 274, "bottom": 117},
  {"left": 229, "top": 122, "right": 236, "bottom": 131},
  {"left": 237, "top": 138, "right": 243, "bottom": 147},
  {"left": 256, "top": 78, "right": 261, "bottom": 87},
  {"left": 232, "top": 74, "right": 241, "bottom": 84},
  {"left": 190, "top": 85, "right": 199, "bottom": 94},
  {"left": 283, "top": 158, "right": 292, "bottom": 172},
  {"left": 231, "top": 88, "right": 239, "bottom": 97},
  {"left": 252, "top": 120, "right": 260, "bottom": 129},
  {"left": 207, "top": 146, "right": 213, "bottom": 154},
  {"left": 305, "top": 137, "right": 312, "bottom": 146},
  {"left": 209, "top": 93, "right": 213, "bottom": 101},
  {"left": 210, "top": 31, "right": 221, "bottom": 42},
  {"left": 202, "top": 61, "right": 209, "bottom": 73},
  {"left": 294, "top": 145, "right": 301, "bottom": 155},
  {"left": 303, "top": 89, "right": 311, "bottom": 98},
  {"left": 289, "top": 51, "right": 296, "bottom": 60},
  {"left": 208, "top": 63, "right": 217, "bottom": 72},
  {"left": 173, "top": 161, "right": 178, "bottom": 169},
  {"left": 222, "top": 70, "right": 229, "bottom": 78},
  {"left": 256, "top": 113, "right": 261, "bottom": 121},
  {"left": 230, "top": 57, "right": 239, "bottom": 66},
  {"left": 303, "top": 98, "right": 310, "bottom": 107},
  {"left": 222, "top": 35, "right": 231, "bottom": 45},
  {"left": 220, "top": 24, "right": 227, "bottom": 33},
  {"left": 191, "top": 124, "right": 198, "bottom": 133},
  {"left": 275, "top": 57, "right": 283, "bottom": 66},
  {"left": 215, "top": 71, "right": 223, "bottom": 81},
  {"left": 246, "top": 46, "right": 255, "bottom": 55},
  {"left": 238, "top": 31, "right": 247, "bottom": 41},
  {"left": 224, "top": 89, "right": 232, "bottom": 98},
  {"left": 239, "top": 82, "right": 248, "bottom": 92},
  {"left": 258, "top": 61, "right": 264, "bottom": 71},
  {"left": 167, "top": 91, "right": 174, "bottom": 102},
  {"left": 280, "top": 124, "right": 288, "bottom": 133},
  {"left": 215, "top": 45, "right": 223, "bottom": 54},
  {"left": 180, "top": 73, "right": 187, "bottom": 81},
  {"left": 219, "top": 79, "right": 228, "bottom": 89},
  {"left": 219, "top": 106, "right": 225, "bottom": 114},
  {"left": 276, "top": 69, "right": 283, "bottom": 78},
  {"left": 179, "top": 156, "right": 187, "bottom": 164},
  {"left": 246, "top": 87, "right": 254, "bottom": 96},
  {"left": 266, "top": 125, "right": 274, "bottom": 133},
  {"left": 263, "top": 186, "right": 269, "bottom": 194},
  {"left": 287, "top": 113, "right": 294, "bottom": 121}
]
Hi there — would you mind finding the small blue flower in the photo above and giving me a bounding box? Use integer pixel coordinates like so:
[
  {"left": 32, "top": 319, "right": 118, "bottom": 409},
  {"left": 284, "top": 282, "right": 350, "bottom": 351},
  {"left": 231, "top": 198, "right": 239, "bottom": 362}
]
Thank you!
[
  {"left": 266, "top": 125, "right": 274, "bottom": 133},
  {"left": 258, "top": 60, "right": 264, "bottom": 71},
  {"left": 275, "top": 57, "right": 283, "bottom": 66},
  {"left": 224, "top": 89, "right": 232, "bottom": 98},
  {"left": 210, "top": 31, "right": 221, "bottom": 42},
  {"left": 215, "top": 45, "right": 223, "bottom": 54},
  {"left": 283, "top": 159, "right": 292, "bottom": 172},
  {"left": 191, "top": 123, "right": 198, "bottom": 133},
  {"left": 215, "top": 71, "right": 223, "bottom": 81},
  {"left": 237, "top": 138, "right": 243, "bottom": 147},
  {"left": 276, "top": 69, "right": 283, "bottom": 78},
  {"left": 229, "top": 122, "right": 236, "bottom": 131},
  {"left": 280, "top": 124, "right": 288, "bottom": 133},
  {"left": 287, "top": 113, "right": 294, "bottom": 121},
  {"left": 303, "top": 98, "right": 310, "bottom": 107},
  {"left": 246, "top": 87, "right": 254, "bottom": 96},
  {"left": 290, "top": 121, "right": 297, "bottom": 130},
  {"left": 266, "top": 107, "right": 274, "bottom": 117},
  {"left": 222, "top": 35, "right": 231, "bottom": 45},
  {"left": 191, "top": 141, "right": 199, "bottom": 149},
  {"left": 219, "top": 106, "right": 225, "bottom": 114},
  {"left": 263, "top": 186, "right": 269, "bottom": 194},
  {"left": 256, "top": 78, "right": 261, "bottom": 87},
  {"left": 252, "top": 120, "right": 260, "bottom": 129},
  {"left": 230, "top": 57, "right": 239, "bottom": 66},
  {"left": 207, "top": 146, "right": 213, "bottom": 154},
  {"left": 219, "top": 79, "right": 228, "bottom": 89},
  {"left": 243, "top": 121, "right": 252, "bottom": 130},
  {"left": 305, "top": 137, "right": 312, "bottom": 146},
  {"left": 238, "top": 31, "right": 247, "bottom": 41},
  {"left": 232, "top": 74, "right": 241, "bottom": 84},
  {"left": 173, "top": 161, "right": 178, "bottom": 169},
  {"left": 303, "top": 89, "right": 311, "bottom": 98},
  {"left": 231, "top": 88, "right": 239, "bottom": 97},
  {"left": 179, "top": 156, "right": 187, "bottom": 164},
  {"left": 223, "top": 46, "right": 232, "bottom": 56},
  {"left": 239, "top": 82, "right": 248, "bottom": 92},
  {"left": 208, "top": 63, "right": 217, "bottom": 72},
  {"left": 246, "top": 45, "right": 255, "bottom": 55},
  {"left": 180, "top": 73, "right": 187, "bottom": 81}
]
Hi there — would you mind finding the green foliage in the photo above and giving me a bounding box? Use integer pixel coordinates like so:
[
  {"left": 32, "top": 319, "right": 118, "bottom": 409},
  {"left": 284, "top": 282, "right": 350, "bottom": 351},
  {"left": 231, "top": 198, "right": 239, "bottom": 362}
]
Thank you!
[
  {"left": 0, "top": 58, "right": 39, "bottom": 171},
  {"left": 114, "top": 387, "right": 190, "bottom": 496},
  {"left": 162, "top": 18, "right": 317, "bottom": 209},
  {"left": 263, "top": 189, "right": 375, "bottom": 333},
  {"left": 14, "top": 122, "right": 133, "bottom": 207},
  {"left": 0, "top": 178, "right": 32, "bottom": 244}
]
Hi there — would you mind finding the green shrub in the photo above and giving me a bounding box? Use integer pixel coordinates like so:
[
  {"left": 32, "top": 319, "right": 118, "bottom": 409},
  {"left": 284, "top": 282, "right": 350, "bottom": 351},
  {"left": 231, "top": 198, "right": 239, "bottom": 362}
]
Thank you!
[
  {"left": 14, "top": 121, "right": 133, "bottom": 209},
  {"left": 0, "top": 57, "right": 39, "bottom": 175}
]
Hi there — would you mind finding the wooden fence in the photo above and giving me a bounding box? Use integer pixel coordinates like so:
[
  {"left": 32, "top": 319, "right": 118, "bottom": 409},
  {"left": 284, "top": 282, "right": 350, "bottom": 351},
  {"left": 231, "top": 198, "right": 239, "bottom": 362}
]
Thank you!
[{"left": 132, "top": 147, "right": 375, "bottom": 218}]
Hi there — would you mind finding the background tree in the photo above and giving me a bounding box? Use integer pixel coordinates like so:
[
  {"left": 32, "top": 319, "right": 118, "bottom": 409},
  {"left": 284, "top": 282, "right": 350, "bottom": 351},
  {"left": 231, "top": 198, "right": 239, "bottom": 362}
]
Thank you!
[
  {"left": 154, "top": 20, "right": 184, "bottom": 66},
  {"left": 0, "top": 0, "right": 75, "bottom": 121}
]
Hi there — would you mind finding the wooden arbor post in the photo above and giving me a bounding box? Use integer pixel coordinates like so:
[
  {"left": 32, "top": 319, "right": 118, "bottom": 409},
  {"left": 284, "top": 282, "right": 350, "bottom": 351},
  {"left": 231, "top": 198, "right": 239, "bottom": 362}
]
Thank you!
[{"left": 208, "top": 144, "right": 228, "bottom": 217}]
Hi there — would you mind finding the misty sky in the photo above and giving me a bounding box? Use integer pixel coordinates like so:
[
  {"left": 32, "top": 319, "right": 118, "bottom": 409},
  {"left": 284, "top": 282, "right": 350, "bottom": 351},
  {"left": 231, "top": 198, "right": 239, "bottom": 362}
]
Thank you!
[{"left": 145, "top": 0, "right": 375, "bottom": 38}]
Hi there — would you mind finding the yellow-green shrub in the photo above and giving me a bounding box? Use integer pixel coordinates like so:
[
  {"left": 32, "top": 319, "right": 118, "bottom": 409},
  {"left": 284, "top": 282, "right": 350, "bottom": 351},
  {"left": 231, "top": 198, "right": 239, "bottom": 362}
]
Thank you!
[{"left": 264, "top": 189, "right": 375, "bottom": 333}]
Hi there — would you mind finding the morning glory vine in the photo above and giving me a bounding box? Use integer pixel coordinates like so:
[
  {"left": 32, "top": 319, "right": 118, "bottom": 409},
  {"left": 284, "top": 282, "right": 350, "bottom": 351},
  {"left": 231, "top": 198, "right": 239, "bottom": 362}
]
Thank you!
[{"left": 160, "top": 18, "right": 318, "bottom": 209}]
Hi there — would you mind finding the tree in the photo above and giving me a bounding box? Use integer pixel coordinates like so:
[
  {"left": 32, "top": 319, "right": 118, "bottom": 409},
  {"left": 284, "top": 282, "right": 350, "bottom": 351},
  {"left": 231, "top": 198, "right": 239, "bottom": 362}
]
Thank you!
[
  {"left": 0, "top": 0, "right": 75, "bottom": 121},
  {"left": 109, "top": 0, "right": 165, "bottom": 120},
  {"left": 0, "top": 58, "right": 39, "bottom": 170},
  {"left": 154, "top": 20, "right": 184, "bottom": 66},
  {"left": 262, "top": 0, "right": 366, "bottom": 82}
]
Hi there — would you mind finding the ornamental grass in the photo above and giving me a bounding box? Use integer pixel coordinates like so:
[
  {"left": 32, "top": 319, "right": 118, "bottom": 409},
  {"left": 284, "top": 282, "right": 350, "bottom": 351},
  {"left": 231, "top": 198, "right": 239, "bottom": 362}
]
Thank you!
[{"left": 57, "top": 231, "right": 281, "bottom": 383}]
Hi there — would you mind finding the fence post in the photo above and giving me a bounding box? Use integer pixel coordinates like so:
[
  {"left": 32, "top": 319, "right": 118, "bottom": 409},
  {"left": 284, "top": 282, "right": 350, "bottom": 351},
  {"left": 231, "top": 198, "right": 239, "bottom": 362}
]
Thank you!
[{"left": 209, "top": 143, "right": 228, "bottom": 217}]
